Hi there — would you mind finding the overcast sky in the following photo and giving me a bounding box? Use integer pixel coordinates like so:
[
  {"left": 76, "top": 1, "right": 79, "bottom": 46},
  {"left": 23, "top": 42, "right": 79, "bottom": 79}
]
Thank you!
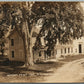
[{"left": 80, "top": 2, "right": 84, "bottom": 11}]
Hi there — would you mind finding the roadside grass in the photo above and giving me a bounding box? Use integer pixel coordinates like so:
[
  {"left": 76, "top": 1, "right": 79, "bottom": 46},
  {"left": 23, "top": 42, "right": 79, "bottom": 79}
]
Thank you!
[
  {"left": 59, "top": 54, "right": 84, "bottom": 62},
  {"left": 0, "top": 54, "right": 84, "bottom": 74},
  {"left": 0, "top": 54, "right": 84, "bottom": 82}
]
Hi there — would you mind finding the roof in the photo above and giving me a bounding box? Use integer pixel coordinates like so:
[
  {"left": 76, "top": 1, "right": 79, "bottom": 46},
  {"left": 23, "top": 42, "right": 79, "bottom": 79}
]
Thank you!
[
  {"left": 7, "top": 28, "right": 45, "bottom": 47},
  {"left": 7, "top": 28, "right": 39, "bottom": 38},
  {"left": 6, "top": 28, "right": 17, "bottom": 38}
]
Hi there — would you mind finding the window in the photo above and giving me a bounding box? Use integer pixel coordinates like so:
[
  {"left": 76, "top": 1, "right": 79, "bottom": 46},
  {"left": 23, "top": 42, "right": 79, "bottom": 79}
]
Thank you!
[
  {"left": 68, "top": 48, "right": 70, "bottom": 53},
  {"left": 12, "top": 51, "right": 14, "bottom": 58},
  {"left": 61, "top": 49, "right": 63, "bottom": 54},
  {"left": 56, "top": 50, "right": 57, "bottom": 54},
  {"left": 71, "top": 47, "right": 73, "bottom": 53},
  {"left": 39, "top": 51, "right": 41, "bottom": 57},
  {"left": 11, "top": 39, "right": 14, "bottom": 46},
  {"left": 52, "top": 50, "right": 54, "bottom": 56},
  {"left": 65, "top": 48, "right": 66, "bottom": 53}
]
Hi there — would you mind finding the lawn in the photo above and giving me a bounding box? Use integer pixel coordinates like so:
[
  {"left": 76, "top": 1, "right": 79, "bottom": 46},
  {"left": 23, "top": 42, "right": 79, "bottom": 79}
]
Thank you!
[{"left": 0, "top": 54, "right": 84, "bottom": 83}]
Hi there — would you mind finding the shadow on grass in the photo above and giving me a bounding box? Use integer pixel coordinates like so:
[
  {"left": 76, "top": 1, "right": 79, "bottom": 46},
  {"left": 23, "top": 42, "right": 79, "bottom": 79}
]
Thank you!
[
  {"left": 0, "top": 54, "right": 84, "bottom": 75},
  {"left": 35, "top": 61, "right": 55, "bottom": 64},
  {"left": 0, "top": 60, "right": 64, "bottom": 75}
]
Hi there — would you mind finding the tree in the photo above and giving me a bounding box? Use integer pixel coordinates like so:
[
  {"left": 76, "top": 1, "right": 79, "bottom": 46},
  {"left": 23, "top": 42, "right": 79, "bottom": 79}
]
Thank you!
[
  {"left": 32, "top": 2, "right": 84, "bottom": 54},
  {"left": 1, "top": 2, "right": 35, "bottom": 67},
  {"left": 0, "top": 2, "right": 84, "bottom": 67},
  {"left": 0, "top": 4, "right": 9, "bottom": 56}
]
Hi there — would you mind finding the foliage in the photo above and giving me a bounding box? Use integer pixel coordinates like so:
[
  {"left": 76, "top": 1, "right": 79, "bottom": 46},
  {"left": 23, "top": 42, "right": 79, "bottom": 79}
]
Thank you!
[
  {"left": 0, "top": 2, "right": 84, "bottom": 58},
  {"left": 0, "top": 4, "right": 9, "bottom": 56},
  {"left": 32, "top": 2, "right": 84, "bottom": 51}
]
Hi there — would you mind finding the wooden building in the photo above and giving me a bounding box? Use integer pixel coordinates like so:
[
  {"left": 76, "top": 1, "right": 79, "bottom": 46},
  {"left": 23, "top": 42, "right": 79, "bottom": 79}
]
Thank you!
[{"left": 7, "top": 28, "right": 46, "bottom": 62}]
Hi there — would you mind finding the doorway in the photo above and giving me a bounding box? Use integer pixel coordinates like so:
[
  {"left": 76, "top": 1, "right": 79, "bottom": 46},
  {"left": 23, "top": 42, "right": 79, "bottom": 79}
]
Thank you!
[{"left": 79, "top": 44, "right": 82, "bottom": 53}]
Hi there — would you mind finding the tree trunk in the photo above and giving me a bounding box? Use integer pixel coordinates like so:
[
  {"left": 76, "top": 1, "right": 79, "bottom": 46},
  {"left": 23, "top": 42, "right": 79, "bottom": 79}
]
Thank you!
[
  {"left": 21, "top": 2, "right": 34, "bottom": 67},
  {"left": 27, "top": 35, "right": 33, "bottom": 65},
  {"left": 22, "top": 21, "right": 34, "bottom": 68}
]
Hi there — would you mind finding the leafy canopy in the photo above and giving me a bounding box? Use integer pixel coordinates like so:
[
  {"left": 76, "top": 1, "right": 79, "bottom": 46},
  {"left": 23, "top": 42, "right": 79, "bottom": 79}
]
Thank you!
[
  {"left": 32, "top": 2, "right": 84, "bottom": 50},
  {"left": 0, "top": 2, "right": 84, "bottom": 52}
]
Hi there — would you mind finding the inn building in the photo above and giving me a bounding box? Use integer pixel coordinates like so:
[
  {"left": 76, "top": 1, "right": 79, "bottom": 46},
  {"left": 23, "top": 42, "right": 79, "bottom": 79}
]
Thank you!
[{"left": 55, "top": 37, "right": 84, "bottom": 59}]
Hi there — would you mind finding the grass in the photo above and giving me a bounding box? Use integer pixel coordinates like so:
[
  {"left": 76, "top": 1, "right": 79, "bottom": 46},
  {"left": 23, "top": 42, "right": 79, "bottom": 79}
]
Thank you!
[
  {"left": 59, "top": 54, "right": 84, "bottom": 62},
  {"left": 0, "top": 54, "right": 84, "bottom": 82}
]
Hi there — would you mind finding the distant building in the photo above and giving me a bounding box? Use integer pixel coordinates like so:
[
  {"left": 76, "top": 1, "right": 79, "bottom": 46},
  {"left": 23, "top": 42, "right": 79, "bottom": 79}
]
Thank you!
[{"left": 55, "top": 37, "right": 84, "bottom": 58}]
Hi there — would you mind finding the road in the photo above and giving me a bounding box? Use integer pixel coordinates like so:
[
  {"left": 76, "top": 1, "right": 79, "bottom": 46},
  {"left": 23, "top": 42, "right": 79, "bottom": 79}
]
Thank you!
[
  {"left": 0, "top": 55, "right": 84, "bottom": 83},
  {"left": 44, "top": 58, "right": 84, "bottom": 83}
]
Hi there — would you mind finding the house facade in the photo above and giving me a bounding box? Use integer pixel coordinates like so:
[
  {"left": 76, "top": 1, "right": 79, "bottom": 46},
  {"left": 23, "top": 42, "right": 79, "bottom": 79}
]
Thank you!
[
  {"left": 55, "top": 37, "right": 84, "bottom": 58},
  {"left": 8, "top": 30, "right": 25, "bottom": 62},
  {"left": 7, "top": 28, "right": 46, "bottom": 62}
]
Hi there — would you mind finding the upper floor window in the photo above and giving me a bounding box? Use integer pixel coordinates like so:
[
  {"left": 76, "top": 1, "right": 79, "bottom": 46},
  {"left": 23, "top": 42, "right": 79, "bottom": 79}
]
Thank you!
[{"left": 11, "top": 39, "right": 14, "bottom": 46}]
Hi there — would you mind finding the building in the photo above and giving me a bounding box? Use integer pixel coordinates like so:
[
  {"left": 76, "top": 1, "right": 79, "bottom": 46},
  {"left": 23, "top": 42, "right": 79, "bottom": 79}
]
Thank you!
[
  {"left": 55, "top": 37, "right": 84, "bottom": 58},
  {"left": 7, "top": 28, "right": 46, "bottom": 62},
  {"left": 7, "top": 29, "right": 25, "bottom": 62}
]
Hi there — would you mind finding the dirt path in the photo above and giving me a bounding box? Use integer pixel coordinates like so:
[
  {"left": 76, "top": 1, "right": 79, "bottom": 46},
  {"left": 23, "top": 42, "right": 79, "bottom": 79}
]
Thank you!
[{"left": 44, "top": 58, "right": 84, "bottom": 83}]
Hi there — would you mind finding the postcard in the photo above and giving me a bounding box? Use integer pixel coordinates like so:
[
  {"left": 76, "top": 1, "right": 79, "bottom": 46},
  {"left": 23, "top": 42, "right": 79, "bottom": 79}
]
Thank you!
[{"left": 0, "top": 1, "right": 84, "bottom": 83}]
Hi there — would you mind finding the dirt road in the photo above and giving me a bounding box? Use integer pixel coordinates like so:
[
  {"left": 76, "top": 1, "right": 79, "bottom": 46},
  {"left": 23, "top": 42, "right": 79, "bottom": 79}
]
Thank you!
[
  {"left": 44, "top": 58, "right": 84, "bottom": 83},
  {"left": 0, "top": 55, "right": 84, "bottom": 83}
]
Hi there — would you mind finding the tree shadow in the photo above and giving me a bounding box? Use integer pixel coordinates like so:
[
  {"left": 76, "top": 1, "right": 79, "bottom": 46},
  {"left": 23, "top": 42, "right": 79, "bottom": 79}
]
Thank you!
[{"left": 0, "top": 59, "right": 64, "bottom": 75}]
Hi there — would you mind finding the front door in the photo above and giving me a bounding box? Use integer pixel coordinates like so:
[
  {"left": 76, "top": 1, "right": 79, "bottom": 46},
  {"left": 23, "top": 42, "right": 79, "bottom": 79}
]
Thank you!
[{"left": 79, "top": 44, "right": 82, "bottom": 53}]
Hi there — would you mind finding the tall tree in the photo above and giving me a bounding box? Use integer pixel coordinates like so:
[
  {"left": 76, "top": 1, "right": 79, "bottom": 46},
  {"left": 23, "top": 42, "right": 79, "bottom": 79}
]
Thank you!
[
  {"left": 1, "top": 2, "right": 35, "bottom": 67},
  {"left": 0, "top": 2, "right": 84, "bottom": 67}
]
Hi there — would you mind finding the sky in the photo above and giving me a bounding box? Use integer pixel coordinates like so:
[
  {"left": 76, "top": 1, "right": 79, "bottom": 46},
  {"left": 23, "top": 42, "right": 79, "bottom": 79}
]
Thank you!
[{"left": 80, "top": 2, "right": 84, "bottom": 11}]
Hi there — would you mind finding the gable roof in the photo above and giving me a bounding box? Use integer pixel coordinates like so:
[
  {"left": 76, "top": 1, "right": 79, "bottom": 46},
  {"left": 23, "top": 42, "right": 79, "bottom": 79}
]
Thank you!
[
  {"left": 6, "top": 28, "right": 18, "bottom": 38},
  {"left": 7, "top": 27, "right": 40, "bottom": 38}
]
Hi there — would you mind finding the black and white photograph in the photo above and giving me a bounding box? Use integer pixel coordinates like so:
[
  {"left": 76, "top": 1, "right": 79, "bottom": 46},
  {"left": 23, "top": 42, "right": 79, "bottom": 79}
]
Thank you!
[{"left": 0, "top": 1, "right": 84, "bottom": 83}]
